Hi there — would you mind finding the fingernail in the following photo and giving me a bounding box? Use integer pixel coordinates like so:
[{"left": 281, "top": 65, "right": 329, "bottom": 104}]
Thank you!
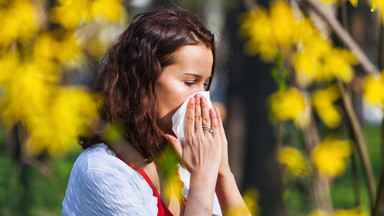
[
  {"left": 201, "top": 96, "right": 206, "bottom": 104},
  {"left": 189, "top": 97, "right": 195, "bottom": 104},
  {"left": 194, "top": 94, "right": 200, "bottom": 99}
]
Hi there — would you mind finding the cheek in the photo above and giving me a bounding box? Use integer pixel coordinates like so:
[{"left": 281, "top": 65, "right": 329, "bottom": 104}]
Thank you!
[
  {"left": 155, "top": 84, "right": 179, "bottom": 116},
  {"left": 163, "top": 90, "right": 189, "bottom": 114},
  {"left": 156, "top": 85, "right": 192, "bottom": 118}
]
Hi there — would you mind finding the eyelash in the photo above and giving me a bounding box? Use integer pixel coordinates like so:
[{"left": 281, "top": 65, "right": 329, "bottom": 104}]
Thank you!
[
  {"left": 185, "top": 81, "right": 209, "bottom": 86},
  {"left": 184, "top": 81, "right": 195, "bottom": 86}
]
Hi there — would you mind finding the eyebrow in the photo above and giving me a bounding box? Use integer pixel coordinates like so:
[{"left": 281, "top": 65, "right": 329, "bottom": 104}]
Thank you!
[
  {"left": 183, "top": 73, "right": 202, "bottom": 78},
  {"left": 183, "top": 73, "right": 212, "bottom": 80}
]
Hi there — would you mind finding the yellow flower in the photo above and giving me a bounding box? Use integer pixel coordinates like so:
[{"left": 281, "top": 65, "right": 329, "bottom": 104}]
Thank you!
[
  {"left": 269, "top": 88, "right": 310, "bottom": 128},
  {"left": 51, "top": 0, "right": 124, "bottom": 28},
  {"left": 91, "top": 0, "right": 123, "bottom": 22},
  {"left": 33, "top": 32, "right": 83, "bottom": 63},
  {"left": 295, "top": 18, "right": 318, "bottom": 46},
  {"left": 278, "top": 147, "right": 309, "bottom": 177},
  {"left": 320, "top": 0, "right": 338, "bottom": 3},
  {"left": 0, "top": 58, "right": 97, "bottom": 156},
  {"left": 163, "top": 175, "right": 183, "bottom": 204},
  {"left": 294, "top": 34, "right": 331, "bottom": 87},
  {"left": 240, "top": 9, "right": 276, "bottom": 61},
  {"left": 363, "top": 72, "right": 384, "bottom": 107},
  {"left": 270, "top": 1, "right": 299, "bottom": 49},
  {"left": 26, "top": 87, "right": 98, "bottom": 156},
  {"left": 51, "top": 0, "right": 92, "bottom": 29},
  {"left": 227, "top": 189, "right": 259, "bottom": 216},
  {"left": 320, "top": 49, "right": 356, "bottom": 83},
  {"left": 0, "top": 0, "right": 40, "bottom": 46},
  {"left": 294, "top": 34, "right": 356, "bottom": 87},
  {"left": 312, "top": 135, "right": 352, "bottom": 177},
  {"left": 371, "top": 0, "right": 383, "bottom": 12},
  {"left": 239, "top": 1, "right": 299, "bottom": 61},
  {"left": 371, "top": 0, "right": 384, "bottom": 23},
  {"left": 0, "top": 62, "right": 55, "bottom": 126},
  {"left": 239, "top": 1, "right": 356, "bottom": 87},
  {"left": 333, "top": 207, "right": 367, "bottom": 216},
  {"left": 0, "top": 53, "right": 19, "bottom": 85},
  {"left": 309, "top": 207, "right": 367, "bottom": 216},
  {"left": 312, "top": 84, "right": 341, "bottom": 128},
  {"left": 349, "top": 0, "right": 358, "bottom": 6},
  {"left": 320, "top": 0, "right": 358, "bottom": 6}
]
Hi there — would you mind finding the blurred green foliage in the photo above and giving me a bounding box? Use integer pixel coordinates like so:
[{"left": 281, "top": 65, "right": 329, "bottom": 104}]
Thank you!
[
  {"left": 279, "top": 122, "right": 381, "bottom": 215},
  {"left": 0, "top": 131, "right": 82, "bottom": 215},
  {"left": 0, "top": 123, "right": 380, "bottom": 215}
]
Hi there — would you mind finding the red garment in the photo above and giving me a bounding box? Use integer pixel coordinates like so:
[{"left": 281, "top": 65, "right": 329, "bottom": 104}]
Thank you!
[{"left": 119, "top": 158, "right": 173, "bottom": 216}]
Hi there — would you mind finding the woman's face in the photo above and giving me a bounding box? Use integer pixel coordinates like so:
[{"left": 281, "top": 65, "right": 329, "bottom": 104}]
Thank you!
[{"left": 155, "top": 44, "right": 213, "bottom": 135}]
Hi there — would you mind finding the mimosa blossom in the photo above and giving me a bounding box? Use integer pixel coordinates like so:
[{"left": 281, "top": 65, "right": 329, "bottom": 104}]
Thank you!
[
  {"left": 240, "top": 1, "right": 356, "bottom": 87},
  {"left": 0, "top": 0, "right": 41, "bottom": 46},
  {"left": 312, "top": 84, "right": 341, "bottom": 128},
  {"left": 309, "top": 207, "right": 367, "bottom": 216},
  {"left": 269, "top": 88, "right": 310, "bottom": 128},
  {"left": 363, "top": 72, "right": 384, "bottom": 107},
  {"left": 278, "top": 147, "right": 309, "bottom": 177},
  {"left": 240, "top": 1, "right": 299, "bottom": 61},
  {"left": 0, "top": 60, "right": 98, "bottom": 156},
  {"left": 33, "top": 32, "right": 83, "bottom": 63},
  {"left": 51, "top": 0, "right": 124, "bottom": 29},
  {"left": 312, "top": 136, "right": 352, "bottom": 177}
]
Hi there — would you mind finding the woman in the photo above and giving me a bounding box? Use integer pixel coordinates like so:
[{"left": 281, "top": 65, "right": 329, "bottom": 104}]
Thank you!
[{"left": 63, "top": 8, "right": 250, "bottom": 216}]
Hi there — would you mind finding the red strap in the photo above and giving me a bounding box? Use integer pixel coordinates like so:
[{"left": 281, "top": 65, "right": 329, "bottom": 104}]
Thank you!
[{"left": 118, "top": 157, "right": 173, "bottom": 216}]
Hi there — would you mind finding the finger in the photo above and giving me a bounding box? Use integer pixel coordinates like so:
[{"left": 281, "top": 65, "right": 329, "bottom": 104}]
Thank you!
[
  {"left": 185, "top": 97, "right": 195, "bottom": 136},
  {"left": 194, "top": 94, "right": 202, "bottom": 133},
  {"left": 215, "top": 107, "right": 227, "bottom": 140},
  {"left": 201, "top": 96, "right": 211, "bottom": 133},
  {"left": 164, "top": 134, "right": 183, "bottom": 158},
  {"left": 210, "top": 108, "right": 220, "bottom": 139}
]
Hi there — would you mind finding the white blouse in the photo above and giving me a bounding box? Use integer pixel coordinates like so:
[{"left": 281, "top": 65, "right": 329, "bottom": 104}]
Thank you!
[{"left": 62, "top": 143, "right": 222, "bottom": 215}]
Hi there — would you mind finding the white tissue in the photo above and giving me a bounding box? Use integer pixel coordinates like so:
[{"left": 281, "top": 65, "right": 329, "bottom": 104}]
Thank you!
[
  {"left": 171, "top": 91, "right": 222, "bottom": 216},
  {"left": 171, "top": 91, "right": 213, "bottom": 146}
]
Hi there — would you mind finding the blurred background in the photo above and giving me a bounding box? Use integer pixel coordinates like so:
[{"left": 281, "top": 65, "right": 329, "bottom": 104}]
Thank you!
[{"left": 1, "top": 0, "right": 384, "bottom": 215}]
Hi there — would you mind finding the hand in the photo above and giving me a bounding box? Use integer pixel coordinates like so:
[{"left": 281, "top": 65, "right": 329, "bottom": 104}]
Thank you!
[
  {"left": 165, "top": 94, "right": 223, "bottom": 176},
  {"left": 213, "top": 107, "right": 231, "bottom": 177}
]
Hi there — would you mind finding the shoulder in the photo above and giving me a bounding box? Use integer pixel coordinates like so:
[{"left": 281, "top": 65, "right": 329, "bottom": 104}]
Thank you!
[
  {"left": 67, "top": 143, "right": 139, "bottom": 184},
  {"left": 62, "top": 143, "right": 158, "bottom": 216},
  {"left": 72, "top": 143, "right": 128, "bottom": 174}
]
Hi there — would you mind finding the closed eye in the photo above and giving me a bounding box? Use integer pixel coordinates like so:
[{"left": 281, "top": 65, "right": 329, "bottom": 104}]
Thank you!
[{"left": 185, "top": 81, "right": 196, "bottom": 86}]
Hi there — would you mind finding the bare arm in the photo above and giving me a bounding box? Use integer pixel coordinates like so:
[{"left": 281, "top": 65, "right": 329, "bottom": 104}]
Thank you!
[
  {"left": 215, "top": 170, "right": 251, "bottom": 215},
  {"left": 166, "top": 94, "right": 250, "bottom": 215},
  {"left": 214, "top": 107, "right": 251, "bottom": 215},
  {"left": 166, "top": 94, "right": 222, "bottom": 215}
]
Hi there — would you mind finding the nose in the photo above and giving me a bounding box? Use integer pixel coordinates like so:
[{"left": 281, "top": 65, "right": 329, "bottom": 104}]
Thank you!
[{"left": 197, "top": 83, "right": 205, "bottom": 92}]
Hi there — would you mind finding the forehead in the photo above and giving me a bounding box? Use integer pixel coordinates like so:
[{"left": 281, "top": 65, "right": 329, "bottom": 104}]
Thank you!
[{"left": 169, "top": 45, "right": 213, "bottom": 75}]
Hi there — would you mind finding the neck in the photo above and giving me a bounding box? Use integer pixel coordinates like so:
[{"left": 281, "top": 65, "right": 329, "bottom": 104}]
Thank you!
[
  {"left": 109, "top": 139, "right": 161, "bottom": 193},
  {"left": 109, "top": 139, "right": 148, "bottom": 168}
]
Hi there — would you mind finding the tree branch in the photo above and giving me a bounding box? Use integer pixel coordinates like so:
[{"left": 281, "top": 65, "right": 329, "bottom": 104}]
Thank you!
[
  {"left": 304, "top": 0, "right": 380, "bottom": 75},
  {"left": 337, "top": 80, "right": 376, "bottom": 207}
]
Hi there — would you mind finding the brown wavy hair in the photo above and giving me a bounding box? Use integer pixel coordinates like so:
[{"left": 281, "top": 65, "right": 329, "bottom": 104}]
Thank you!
[{"left": 80, "top": 8, "right": 216, "bottom": 160}]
